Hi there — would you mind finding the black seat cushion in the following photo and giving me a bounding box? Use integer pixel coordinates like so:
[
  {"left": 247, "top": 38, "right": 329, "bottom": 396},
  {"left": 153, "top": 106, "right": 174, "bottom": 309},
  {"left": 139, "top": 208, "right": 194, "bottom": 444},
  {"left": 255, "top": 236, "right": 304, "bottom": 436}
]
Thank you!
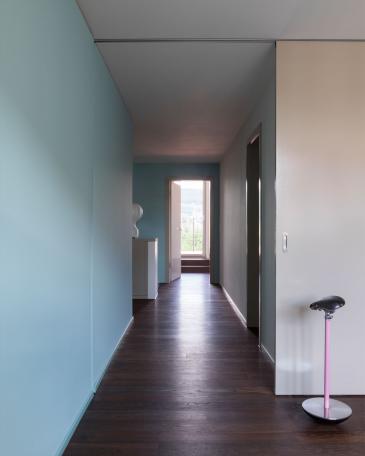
[{"left": 310, "top": 296, "right": 345, "bottom": 313}]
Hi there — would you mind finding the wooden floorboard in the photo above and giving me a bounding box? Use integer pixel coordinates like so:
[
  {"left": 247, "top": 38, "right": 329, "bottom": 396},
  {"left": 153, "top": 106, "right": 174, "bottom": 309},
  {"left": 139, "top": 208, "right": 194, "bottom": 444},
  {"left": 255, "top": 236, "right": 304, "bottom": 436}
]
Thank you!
[{"left": 65, "top": 274, "right": 365, "bottom": 455}]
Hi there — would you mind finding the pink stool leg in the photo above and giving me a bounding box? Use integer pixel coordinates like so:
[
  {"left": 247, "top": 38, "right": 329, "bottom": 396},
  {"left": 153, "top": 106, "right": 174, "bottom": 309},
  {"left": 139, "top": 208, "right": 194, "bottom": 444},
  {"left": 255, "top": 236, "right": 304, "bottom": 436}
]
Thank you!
[{"left": 324, "top": 316, "right": 331, "bottom": 410}]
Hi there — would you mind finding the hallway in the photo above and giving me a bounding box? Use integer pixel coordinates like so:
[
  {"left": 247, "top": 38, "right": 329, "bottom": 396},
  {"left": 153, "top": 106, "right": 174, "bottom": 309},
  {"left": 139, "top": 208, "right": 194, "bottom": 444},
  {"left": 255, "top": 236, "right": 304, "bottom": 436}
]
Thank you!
[{"left": 65, "top": 274, "right": 364, "bottom": 455}]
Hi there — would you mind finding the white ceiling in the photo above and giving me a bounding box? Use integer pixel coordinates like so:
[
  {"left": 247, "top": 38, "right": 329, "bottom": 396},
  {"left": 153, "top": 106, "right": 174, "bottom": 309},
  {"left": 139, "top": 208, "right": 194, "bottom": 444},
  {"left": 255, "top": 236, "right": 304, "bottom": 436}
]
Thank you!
[
  {"left": 77, "top": 1, "right": 365, "bottom": 161},
  {"left": 97, "top": 42, "right": 274, "bottom": 161}
]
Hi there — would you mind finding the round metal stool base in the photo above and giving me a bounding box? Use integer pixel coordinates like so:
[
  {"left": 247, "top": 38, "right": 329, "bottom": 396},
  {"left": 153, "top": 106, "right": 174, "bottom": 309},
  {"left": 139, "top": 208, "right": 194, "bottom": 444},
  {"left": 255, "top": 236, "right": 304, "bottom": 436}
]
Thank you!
[{"left": 302, "top": 397, "right": 352, "bottom": 423}]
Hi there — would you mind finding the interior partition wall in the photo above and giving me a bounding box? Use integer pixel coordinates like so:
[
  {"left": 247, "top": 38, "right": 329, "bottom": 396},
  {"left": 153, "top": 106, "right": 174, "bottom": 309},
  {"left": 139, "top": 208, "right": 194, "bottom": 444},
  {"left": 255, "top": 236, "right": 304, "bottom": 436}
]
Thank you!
[
  {"left": 0, "top": 2, "right": 133, "bottom": 455},
  {"left": 275, "top": 41, "right": 365, "bottom": 395},
  {"left": 220, "top": 45, "right": 276, "bottom": 363}
]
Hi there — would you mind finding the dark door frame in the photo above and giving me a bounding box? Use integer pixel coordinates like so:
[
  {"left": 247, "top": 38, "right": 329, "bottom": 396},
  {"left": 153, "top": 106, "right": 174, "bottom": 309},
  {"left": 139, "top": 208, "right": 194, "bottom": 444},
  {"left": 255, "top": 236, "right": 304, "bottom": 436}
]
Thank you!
[{"left": 246, "top": 125, "right": 262, "bottom": 345}]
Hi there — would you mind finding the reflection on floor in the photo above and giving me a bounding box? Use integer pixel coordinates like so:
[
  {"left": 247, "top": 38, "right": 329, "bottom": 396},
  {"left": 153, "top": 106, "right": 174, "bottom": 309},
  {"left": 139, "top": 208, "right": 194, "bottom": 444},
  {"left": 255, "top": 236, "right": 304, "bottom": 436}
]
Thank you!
[{"left": 65, "top": 274, "right": 365, "bottom": 456}]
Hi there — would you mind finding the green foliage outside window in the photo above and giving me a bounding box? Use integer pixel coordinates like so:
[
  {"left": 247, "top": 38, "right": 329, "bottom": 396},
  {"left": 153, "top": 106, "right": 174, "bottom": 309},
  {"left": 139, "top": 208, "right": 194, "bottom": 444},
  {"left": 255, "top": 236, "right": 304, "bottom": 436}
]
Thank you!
[{"left": 181, "top": 216, "right": 203, "bottom": 253}]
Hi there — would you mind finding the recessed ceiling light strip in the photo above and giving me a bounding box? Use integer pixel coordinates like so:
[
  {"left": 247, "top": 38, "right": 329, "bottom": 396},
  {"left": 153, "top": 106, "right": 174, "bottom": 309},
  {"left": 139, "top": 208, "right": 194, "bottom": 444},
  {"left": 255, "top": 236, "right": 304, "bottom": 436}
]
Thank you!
[
  {"left": 94, "top": 38, "right": 275, "bottom": 43},
  {"left": 94, "top": 38, "right": 365, "bottom": 44}
]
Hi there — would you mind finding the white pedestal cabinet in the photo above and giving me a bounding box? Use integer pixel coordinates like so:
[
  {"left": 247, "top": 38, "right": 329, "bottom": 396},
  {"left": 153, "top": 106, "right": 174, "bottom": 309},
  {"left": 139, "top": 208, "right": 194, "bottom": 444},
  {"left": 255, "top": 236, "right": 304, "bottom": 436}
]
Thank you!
[{"left": 132, "top": 238, "right": 158, "bottom": 299}]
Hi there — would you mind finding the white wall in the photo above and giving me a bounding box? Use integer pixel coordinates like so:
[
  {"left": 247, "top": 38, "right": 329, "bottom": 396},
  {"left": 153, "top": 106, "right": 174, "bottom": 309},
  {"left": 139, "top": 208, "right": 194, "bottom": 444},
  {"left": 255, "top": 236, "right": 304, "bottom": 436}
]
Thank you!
[
  {"left": 220, "top": 50, "right": 276, "bottom": 359},
  {"left": 276, "top": 41, "right": 365, "bottom": 394}
]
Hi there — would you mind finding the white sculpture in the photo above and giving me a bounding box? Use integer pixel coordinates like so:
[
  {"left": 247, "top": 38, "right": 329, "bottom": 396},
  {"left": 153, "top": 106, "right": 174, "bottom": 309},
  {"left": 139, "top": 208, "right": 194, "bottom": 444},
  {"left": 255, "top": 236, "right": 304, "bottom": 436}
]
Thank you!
[{"left": 132, "top": 203, "right": 143, "bottom": 238}]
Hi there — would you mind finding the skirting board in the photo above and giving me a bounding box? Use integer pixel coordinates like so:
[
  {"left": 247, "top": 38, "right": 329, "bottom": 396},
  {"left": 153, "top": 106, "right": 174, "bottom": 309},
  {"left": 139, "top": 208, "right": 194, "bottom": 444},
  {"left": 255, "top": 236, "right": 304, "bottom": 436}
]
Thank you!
[
  {"left": 222, "top": 286, "right": 247, "bottom": 327},
  {"left": 93, "top": 316, "right": 134, "bottom": 392},
  {"left": 56, "top": 316, "right": 134, "bottom": 455},
  {"left": 260, "top": 343, "right": 275, "bottom": 365},
  {"left": 222, "top": 286, "right": 275, "bottom": 365},
  {"left": 56, "top": 392, "right": 93, "bottom": 456}
]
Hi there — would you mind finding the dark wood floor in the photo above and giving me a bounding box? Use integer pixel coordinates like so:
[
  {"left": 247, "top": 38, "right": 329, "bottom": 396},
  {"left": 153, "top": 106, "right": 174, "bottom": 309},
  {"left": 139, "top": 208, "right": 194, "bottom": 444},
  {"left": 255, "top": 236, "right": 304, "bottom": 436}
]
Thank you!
[{"left": 65, "top": 274, "right": 365, "bottom": 455}]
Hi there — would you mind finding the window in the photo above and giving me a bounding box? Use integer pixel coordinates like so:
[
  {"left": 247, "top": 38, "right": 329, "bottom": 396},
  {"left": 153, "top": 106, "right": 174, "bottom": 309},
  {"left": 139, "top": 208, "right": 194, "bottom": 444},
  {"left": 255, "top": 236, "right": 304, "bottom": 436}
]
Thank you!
[{"left": 179, "top": 180, "right": 210, "bottom": 257}]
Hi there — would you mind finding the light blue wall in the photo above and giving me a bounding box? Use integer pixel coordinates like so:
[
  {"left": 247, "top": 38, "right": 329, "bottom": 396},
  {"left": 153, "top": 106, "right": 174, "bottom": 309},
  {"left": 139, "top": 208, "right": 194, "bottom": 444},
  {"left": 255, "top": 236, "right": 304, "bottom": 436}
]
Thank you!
[
  {"left": 0, "top": 1, "right": 132, "bottom": 455},
  {"left": 133, "top": 163, "right": 220, "bottom": 283}
]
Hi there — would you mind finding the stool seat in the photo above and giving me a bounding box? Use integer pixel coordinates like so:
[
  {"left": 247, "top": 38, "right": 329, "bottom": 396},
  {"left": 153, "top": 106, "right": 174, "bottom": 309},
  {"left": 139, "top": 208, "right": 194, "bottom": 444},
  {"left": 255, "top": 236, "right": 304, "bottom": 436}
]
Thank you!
[{"left": 310, "top": 296, "right": 345, "bottom": 314}]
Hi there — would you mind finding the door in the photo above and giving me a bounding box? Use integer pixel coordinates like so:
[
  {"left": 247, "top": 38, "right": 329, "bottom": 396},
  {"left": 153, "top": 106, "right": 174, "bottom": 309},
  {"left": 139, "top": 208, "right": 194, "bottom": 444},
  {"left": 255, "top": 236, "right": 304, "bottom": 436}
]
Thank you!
[
  {"left": 170, "top": 181, "right": 181, "bottom": 281},
  {"left": 246, "top": 136, "right": 260, "bottom": 334}
]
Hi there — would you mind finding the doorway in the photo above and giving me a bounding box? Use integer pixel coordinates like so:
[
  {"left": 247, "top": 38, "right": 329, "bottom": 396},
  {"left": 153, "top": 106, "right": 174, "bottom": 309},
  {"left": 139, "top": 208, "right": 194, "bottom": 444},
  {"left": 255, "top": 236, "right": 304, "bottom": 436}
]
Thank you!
[
  {"left": 168, "top": 179, "right": 212, "bottom": 282},
  {"left": 246, "top": 132, "right": 261, "bottom": 341}
]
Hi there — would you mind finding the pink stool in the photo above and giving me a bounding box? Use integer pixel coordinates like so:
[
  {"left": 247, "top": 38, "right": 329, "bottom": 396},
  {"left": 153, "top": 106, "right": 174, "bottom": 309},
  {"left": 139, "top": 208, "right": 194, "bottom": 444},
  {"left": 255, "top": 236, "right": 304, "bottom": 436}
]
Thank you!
[{"left": 302, "top": 296, "right": 352, "bottom": 422}]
